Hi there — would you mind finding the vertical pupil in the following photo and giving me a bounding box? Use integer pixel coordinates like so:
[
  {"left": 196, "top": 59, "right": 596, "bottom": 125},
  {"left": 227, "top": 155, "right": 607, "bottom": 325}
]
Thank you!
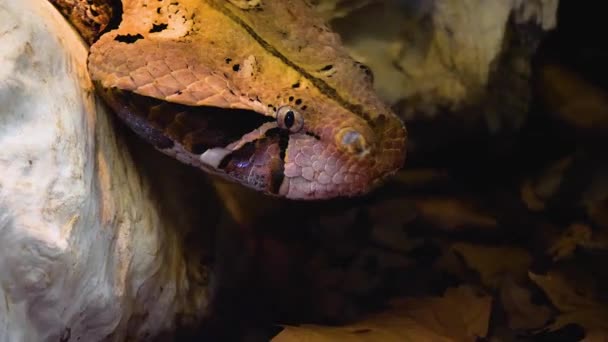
[{"left": 284, "top": 110, "right": 295, "bottom": 128}]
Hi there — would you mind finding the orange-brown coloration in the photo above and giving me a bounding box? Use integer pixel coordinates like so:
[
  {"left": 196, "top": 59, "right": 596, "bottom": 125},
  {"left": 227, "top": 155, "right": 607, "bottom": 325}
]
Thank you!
[{"left": 88, "top": 0, "right": 407, "bottom": 199}]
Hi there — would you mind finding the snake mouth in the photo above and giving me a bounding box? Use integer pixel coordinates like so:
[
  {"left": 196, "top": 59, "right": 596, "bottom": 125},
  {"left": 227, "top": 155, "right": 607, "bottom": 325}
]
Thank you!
[
  {"left": 96, "top": 87, "right": 397, "bottom": 199},
  {"left": 216, "top": 127, "right": 289, "bottom": 194},
  {"left": 97, "top": 86, "right": 297, "bottom": 194},
  {"left": 98, "top": 86, "right": 276, "bottom": 151}
]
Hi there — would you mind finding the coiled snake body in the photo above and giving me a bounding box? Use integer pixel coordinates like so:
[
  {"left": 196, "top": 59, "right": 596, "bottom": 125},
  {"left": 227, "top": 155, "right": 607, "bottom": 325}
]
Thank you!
[{"left": 51, "top": 0, "right": 407, "bottom": 199}]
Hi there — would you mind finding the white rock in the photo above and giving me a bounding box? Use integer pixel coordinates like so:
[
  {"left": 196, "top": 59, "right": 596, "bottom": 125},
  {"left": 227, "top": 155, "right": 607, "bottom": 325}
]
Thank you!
[
  {"left": 323, "top": 0, "right": 558, "bottom": 108},
  {"left": 0, "top": 1, "right": 210, "bottom": 341}
]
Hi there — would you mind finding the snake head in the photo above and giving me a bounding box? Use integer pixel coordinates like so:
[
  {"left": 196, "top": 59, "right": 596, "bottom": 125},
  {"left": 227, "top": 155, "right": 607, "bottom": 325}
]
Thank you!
[
  {"left": 249, "top": 86, "right": 406, "bottom": 199},
  {"left": 279, "top": 108, "right": 405, "bottom": 199},
  {"left": 87, "top": 0, "right": 406, "bottom": 200}
]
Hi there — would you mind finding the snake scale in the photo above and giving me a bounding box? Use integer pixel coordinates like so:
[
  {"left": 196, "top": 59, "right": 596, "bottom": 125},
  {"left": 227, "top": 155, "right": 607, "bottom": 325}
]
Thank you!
[{"left": 50, "top": 0, "right": 407, "bottom": 199}]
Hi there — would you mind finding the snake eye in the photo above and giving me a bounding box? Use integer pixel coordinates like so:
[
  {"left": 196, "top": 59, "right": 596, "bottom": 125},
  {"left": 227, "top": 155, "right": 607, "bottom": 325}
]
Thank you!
[{"left": 277, "top": 106, "right": 304, "bottom": 132}]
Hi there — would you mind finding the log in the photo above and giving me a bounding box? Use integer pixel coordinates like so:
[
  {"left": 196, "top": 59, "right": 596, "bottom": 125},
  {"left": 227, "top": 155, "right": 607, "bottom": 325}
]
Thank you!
[{"left": 0, "top": 1, "right": 212, "bottom": 340}]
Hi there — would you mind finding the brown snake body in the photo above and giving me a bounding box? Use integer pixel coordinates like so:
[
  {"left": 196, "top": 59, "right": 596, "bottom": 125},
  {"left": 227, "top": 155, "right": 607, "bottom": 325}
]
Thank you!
[{"left": 50, "top": 0, "right": 407, "bottom": 199}]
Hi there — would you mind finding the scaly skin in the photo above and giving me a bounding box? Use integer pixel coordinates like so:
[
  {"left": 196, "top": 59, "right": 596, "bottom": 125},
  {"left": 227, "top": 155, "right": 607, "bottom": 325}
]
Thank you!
[
  {"left": 53, "top": 0, "right": 407, "bottom": 199},
  {"left": 49, "top": 0, "right": 114, "bottom": 44}
]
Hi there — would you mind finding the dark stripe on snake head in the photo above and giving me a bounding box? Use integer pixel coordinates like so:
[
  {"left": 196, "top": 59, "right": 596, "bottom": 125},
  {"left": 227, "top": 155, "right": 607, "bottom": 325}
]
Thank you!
[{"left": 212, "top": 2, "right": 374, "bottom": 127}]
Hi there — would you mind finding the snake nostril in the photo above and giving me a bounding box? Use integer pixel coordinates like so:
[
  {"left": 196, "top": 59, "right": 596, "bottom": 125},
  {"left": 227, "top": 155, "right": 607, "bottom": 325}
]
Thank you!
[{"left": 337, "top": 128, "right": 369, "bottom": 156}]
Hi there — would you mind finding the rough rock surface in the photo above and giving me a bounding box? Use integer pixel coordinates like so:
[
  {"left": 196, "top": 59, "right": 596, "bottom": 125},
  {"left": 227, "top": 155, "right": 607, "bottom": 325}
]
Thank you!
[
  {"left": 0, "top": 1, "right": 211, "bottom": 341},
  {"left": 322, "top": 0, "right": 558, "bottom": 110}
]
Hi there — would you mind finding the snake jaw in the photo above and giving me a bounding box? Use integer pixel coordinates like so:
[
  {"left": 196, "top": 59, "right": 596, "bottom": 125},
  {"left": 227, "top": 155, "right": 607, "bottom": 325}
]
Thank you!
[
  {"left": 274, "top": 133, "right": 366, "bottom": 199},
  {"left": 272, "top": 102, "right": 407, "bottom": 199},
  {"left": 213, "top": 106, "right": 406, "bottom": 200}
]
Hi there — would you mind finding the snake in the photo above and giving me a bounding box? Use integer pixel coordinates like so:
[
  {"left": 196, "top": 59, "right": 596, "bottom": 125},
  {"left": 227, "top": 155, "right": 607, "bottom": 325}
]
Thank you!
[{"left": 49, "top": 0, "right": 407, "bottom": 200}]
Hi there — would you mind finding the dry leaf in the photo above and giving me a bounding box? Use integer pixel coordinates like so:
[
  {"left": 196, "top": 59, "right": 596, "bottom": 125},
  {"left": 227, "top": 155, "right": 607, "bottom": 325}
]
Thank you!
[
  {"left": 367, "top": 199, "right": 420, "bottom": 253},
  {"left": 370, "top": 224, "right": 421, "bottom": 253},
  {"left": 548, "top": 223, "right": 592, "bottom": 261},
  {"left": 414, "top": 197, "right": 497, "bottom": 231},
  {"left": 343, "top": 248, "right": 413, "bottom": 295},
  {"left": 394, "top": 286, "right": 492, "bottom": 340},
  {"left": 588, "top": 199, "right": 608, "bottom": 229},
  {"left": 452, "top": 243, "right": 531, "bottom": 289},
  {"left": 529, "top": 272, "right": 608, "bottom": 335},
  {"left": 520, "top": 156, "right": 573, "bottom": 212},
  {"left": 521, "top": 179, "right": 547, "bottom": 211},
  {"left": 273, "top": 286, "right": 491, "bottom": 342},
  {"left": 433, "top": 243, "right": 473, "bottom": 280},
  {"left": 538, "top": 63, "right": 608, "bottom": 133},
  {"left": 367, "top": 198, "right": 417, "bottom": 230},
  {"left": 581, "top": 330, "right": 608, "bottom": 342},
  {"left": 391, "top": 169, "right": 452, "bottom": 188},
  {"left": 500, "top": 278, "right": 552, "bottom": 330},
  {"left": 549, "top": 224, "right": 608, "bottom": 260},
  {"left": 272, "top": 318, "right": 452, "bottom": 342}
]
